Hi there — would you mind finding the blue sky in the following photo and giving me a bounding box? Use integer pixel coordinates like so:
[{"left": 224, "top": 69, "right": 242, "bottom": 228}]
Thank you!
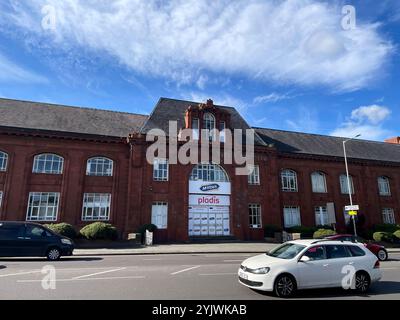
[{"left": 0, "top": 0, "right": 399, "bottom": 141}]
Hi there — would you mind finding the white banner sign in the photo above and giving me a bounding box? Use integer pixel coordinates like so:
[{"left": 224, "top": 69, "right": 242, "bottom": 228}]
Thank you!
[
  {"left": 189, "top": 181, "right": 231, "bottom": 195},
  {"left": 189, "top": 195, "right": 230, "bottom": 206}
]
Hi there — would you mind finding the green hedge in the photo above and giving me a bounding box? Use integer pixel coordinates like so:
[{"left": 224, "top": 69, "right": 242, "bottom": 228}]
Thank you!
[
  {"left": 313, "top": 229, "right": 337, "bottom": 239},
  {"left": 44, "top": 223, "right": 77, "bottom": 239},
  {"left": 79, "top": 222, "right": 118, "bottom": 240},
  {"left": 285, "top": 226, "right": 318, "bottom": 239},
  {"left": 264, "top": 225, "right": 282, "bottom": 238},
  {"left": 372, "top": 224, "right": 400, "bottom": 233},
  {"left": 393, "top": 230, "right": 400, "bottom": 240},
  {"left": 373, "top": 232, "right": 394, "bottom": 243}
]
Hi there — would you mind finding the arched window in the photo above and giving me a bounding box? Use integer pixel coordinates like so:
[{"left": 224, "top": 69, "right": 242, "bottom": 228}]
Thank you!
[
  {"left": 203, "top": 113, "right": 216, "bottom": 141},
  {"left": 190, "top": 163, "right": 229, "bottom": 182},
  {"left": 0, "top": 151, "right": 8, "bottom": 171},
  {"left": 340, "top": 174, "right": 354, "bottom": 195},
  {"left": 281, "top": 169, "right": 298, "bottom": 192},
  {"left": 86, "top": 157, "right": 113, "bottom": 176},
  {"left": 378, "top": 176, "right": 391, "bottom": 196},
  {"left": 33, "top": 154, "right": 64, "bottom": 174},
  {"left": 311, "top": 171, "right": 327, "bottom": 193}
]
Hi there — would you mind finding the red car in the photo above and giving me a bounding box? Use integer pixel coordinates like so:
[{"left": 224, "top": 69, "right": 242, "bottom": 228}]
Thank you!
[{"left": 326, "top": 234, "right": 388, "bottom": 261}]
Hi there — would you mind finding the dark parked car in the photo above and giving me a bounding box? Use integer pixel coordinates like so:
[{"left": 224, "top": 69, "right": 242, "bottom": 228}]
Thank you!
[
  {"left": 326, "top": 234, "right": 388, "bottom": 261},
  {"left": 0, "top": 222, "right": 74, "bottom": 260}
]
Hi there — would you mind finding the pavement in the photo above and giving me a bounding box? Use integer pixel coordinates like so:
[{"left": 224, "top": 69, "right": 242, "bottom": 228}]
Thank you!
[
  {"left": 73, "top": 242, "right": 400, "bottom": 256},
  {"left": 1, "top": 252, "right": 400, "bottom": 300}
]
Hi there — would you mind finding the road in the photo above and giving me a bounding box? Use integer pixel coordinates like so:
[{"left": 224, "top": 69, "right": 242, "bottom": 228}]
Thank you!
[{"left": 0, "top": 253, "right": 399, "bottom": 300}]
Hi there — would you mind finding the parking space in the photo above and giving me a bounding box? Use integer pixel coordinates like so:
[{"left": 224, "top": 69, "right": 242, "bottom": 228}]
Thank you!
[{"left": 0, "top": 252, "right": 399, "bottom": 300}]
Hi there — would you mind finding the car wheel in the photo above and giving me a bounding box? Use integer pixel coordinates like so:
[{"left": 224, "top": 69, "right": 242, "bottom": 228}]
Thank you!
[
  {"left": 377, "top": 249, "right": 388, "bottom": 261},
  {"left": 46, "top": 248, "right": 61, "bottom": 261},
  {"left": 354, "top": 271, "right": 370, "bottom": 293},
  {"left": 274, "top": 274, "right": 297, "bottom": 298}
]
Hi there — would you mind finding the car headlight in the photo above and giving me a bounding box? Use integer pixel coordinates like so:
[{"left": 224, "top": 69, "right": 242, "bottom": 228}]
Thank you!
[
  {"left": 61, "top": 238, "right": 72, "bottom": 245},
  {"left": 251, "top": 267, "right": 270, "bottom": 274}
]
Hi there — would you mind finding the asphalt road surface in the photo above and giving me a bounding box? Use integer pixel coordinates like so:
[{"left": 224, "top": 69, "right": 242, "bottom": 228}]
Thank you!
[{"left": 0, "top": 253, "right": 399, "bottom": 300}]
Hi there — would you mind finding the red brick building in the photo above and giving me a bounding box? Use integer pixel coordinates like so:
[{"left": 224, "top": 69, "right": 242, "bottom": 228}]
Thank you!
[{"left": 0, "top": 97, "right": 399, "bottom": 242}]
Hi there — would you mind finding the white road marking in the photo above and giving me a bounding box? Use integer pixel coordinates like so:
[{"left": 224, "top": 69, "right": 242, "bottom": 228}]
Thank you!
[
  {"left": 171, "top": 266, "right": 200, "bottom": 275},
  {"left": 18, "top": 276, "right": 145, "bottom": 283},
  {"left": 0, "top": 270, "right": 42, "bottom": 278},
  {"left": 72, "top": 267, "right": 126, "bottom": 280},
  {"left": 199, "top": 273, "right": 237, "bottom": 276},
  {"left": 223, "top": 260, "right": 243, "bottom": 262}
]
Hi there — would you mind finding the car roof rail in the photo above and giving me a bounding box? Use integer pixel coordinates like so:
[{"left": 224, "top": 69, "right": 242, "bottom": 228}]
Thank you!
[{"left": 311, "top": 239, "right": 333, "bottom": 244}]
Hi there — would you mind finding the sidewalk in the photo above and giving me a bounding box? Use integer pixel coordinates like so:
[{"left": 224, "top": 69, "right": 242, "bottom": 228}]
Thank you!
[{"left": 74, "top": 242, "right": 400, "bottom": 256}]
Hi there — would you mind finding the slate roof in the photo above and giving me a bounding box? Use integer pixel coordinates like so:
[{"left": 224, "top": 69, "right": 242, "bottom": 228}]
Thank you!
[
  {"left": 141, "top": 97, "right": 266, "bottom": 145},
  {"left": 0, "top": 98, "right": 148, "bottom": 138},
  {"left": 255, "top": 128, "right": 400, "bottom": 164}
]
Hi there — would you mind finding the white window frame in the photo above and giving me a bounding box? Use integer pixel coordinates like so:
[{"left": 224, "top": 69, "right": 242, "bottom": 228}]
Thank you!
[
  {"left": 283, "top": 206, "right": 301, "bottom": 228},
  {"left": 153, "top": 158, "right": 169, "bottom": 181},
  {"left": 0, "top": 151, "right": 8, "bottom": 171},
  {"left": 219, "top": 121, "right": 226, "bottom": 143},
  {"left": 382, "top": 208, "right": 396, "bottom": 224},
  {"left": 248, "top": 165, "right": 260, "bottom": 185},
  {"left": 281, "top": 169, "right": 298, "bottom": 192},
  {"left": 340, "top": 174, "right": 354, "bottom": 195},
  {"left": 189, "top": 163, "right": 229, "bottom": 182},
  {"left": 315, "top": 206, "right": 329, "bottom": 226},
  {"left": 192, "top": 118, "right": 199, "bottom": 140},
  {"left": 311, "top": 171, "right": 327, "bottom": 193},
  {"left": 151, "top": 202, "right": 168, "bottom": 229},
  {"left": 0, "top": 191, "right": 3, "bottom": 208},
  {"left": 26, "top": 192, "right": 60, "bottom": 222},
  {"left": 33, "top": 153, "right": 64, "bottom": 175},
  {"left": 378, "top": 176, "right": 391, "bottom": 196},
  {"left": 249, "top": 204, "right": 262, "bottom": 229},
  {"left": 82, "top": 193, "right": 111, "bottom": 221},
  {"left": 203, "top": 112, "right": 216, "bottom": 141},
  {"left": 86, "top": 157, "right": 113, "bottom": 176}
]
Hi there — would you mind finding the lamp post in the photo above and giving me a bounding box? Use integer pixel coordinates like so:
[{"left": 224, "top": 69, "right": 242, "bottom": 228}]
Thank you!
[{"left": 343, "top": 134, "right": 361, "bottom": 236}]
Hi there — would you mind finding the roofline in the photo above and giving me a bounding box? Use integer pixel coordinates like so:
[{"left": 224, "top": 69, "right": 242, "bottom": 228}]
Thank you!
[
  {"left": 158, "top": 96, "right": 236, "bottom": 110},
  {"left": 0, "top": 97, "right": 149, "bottom": 118},
  {"left": 253, "top": 126, "right": 400, "bottom": 146}
]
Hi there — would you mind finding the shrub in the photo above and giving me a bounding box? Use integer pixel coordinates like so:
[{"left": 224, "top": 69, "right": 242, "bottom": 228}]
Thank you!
[
  {"left": 313, "top": 229, "right": 337, "bottom": 239},
  {"left": 79, "top": 222, "right": 118, "bottom": 240},
  {"left": 44, "top": 223, "right": 77, "bottom": 239},
  {"left": 373, "top": 232, "right": 394, "bottom": 243},
  {"left": 285, "top": 226, "right": 318, "bottom": 239},
  {"left": 137, "top": 224, "right": 158, "bottom": 235},
  {"left": 264, "top": 225, "right": 282, "bottom": 238},
  {"left": 372, "top": 224, "right": 400, "bottom": 234},
  {"left": 393, "top": 230, "right": 400, "bottom": 240}
]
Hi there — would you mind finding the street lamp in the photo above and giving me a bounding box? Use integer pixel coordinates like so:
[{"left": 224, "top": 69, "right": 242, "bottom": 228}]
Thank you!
[{"left": 343, "top": 133, "right": 361, "bottom": 236}]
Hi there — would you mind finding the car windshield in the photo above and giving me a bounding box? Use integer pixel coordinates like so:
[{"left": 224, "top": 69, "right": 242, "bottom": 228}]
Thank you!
[{"left": 267, "top": 243, "right": 306, "bottom": 259}]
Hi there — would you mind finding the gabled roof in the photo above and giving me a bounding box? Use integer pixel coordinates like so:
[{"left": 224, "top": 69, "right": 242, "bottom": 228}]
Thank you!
[
  {"left": 141, "top": 97, "right": 266, "bottom": 145},
  {"left": 0, "top": 98, "right": 148, "bottom": 138},
  {"left": 255, "top": 127, "right": 400, "bottom": 164}
]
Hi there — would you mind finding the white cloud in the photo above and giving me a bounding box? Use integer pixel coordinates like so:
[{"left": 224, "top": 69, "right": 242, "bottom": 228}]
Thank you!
[
  {"left": 350, "top": 105, "right": 391, "bottom": 125},
  {"left": 0, "top": 0, "right": 392, "bottom": 91},
  {"left": 331, "top": 104, "right": 392, "bottom": 141},
  {"left": 285, "top": 107, "right": 319, "bottom": 132},
  {"left": 0, "top": 52, "right": 47, "bottom": 83},
  {"left": 253, "top": 92, "right": 292, "bottom": 104}
]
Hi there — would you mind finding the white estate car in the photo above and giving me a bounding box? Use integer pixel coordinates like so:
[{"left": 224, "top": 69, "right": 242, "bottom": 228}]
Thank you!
[{"left": 238, "top": 239, "right": 382, "bottom": 297}]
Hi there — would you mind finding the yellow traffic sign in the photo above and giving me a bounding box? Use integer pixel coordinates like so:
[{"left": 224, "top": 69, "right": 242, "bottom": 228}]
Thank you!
[{"left": 348, "top": 210, "right": 358, "bottom": 216}]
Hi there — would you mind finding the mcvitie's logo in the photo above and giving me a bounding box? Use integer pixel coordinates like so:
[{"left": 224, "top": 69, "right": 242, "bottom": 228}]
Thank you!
[{"left": 200, "top": 184, "right": 220, "bottom": 192}]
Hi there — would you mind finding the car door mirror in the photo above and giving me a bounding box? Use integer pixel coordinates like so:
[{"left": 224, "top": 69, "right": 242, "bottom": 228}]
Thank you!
[{"left": 299, "top": 256, "right": 311, "bottom": 263}]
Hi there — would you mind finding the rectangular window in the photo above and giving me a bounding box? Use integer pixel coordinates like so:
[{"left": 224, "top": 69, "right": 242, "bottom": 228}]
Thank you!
[
  {"left": 378, "top": 177, "right": 391, "bottom": 196},
  {"left": 249, "top": 204, "right": 262, "bottom": 229},
  {"left": 0, "top": 191, "right": 3, "bottom": 208},
  {"left": 315, "top": 206, "right": 329, "bottom": 226},
  {"left": 311, "top": 172, "right": 327, "bottom": 193},
  {"left": 283, "top": 206, "right": 301, "bottom": 228},
  {"left": 26, "top": 192, "right": 59, "bottom": 222},
  {"left": 382, "top": 208, "right": 396, "bottom": 224},
  {"left": 343, "top": 207, "right": 352, "bottom": 225},
  {"left": 340, "top": 175, "right": 354, "bottom": 195},
  {"left": 151, "top": 202, "right": 168, "bottom": 229},
  {"left": 153, "top": 158, "right": 169, "bottom": 181},
  {"left": 192, "top": 118, "right": 199, "bottom": 140},
  {"left": 82, "top": 193, "right": 111, "bottom": 221},
  {"left": 219, "top": 121, "right": 226, "bottom": 143},
  {"left": 248, "top": 165, "right": 260, "bottom": 185}
]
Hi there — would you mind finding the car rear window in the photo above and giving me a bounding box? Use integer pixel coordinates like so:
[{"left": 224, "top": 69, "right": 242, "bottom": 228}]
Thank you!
[
  {"left": 0, "top": 224, "right": 25, "bottom": 240},
  {"left": 326, "top": 245, "right": 351, "bottom": 259},
  {"left": 347, "top": 245, "right": 366, "bottom": 257}
]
